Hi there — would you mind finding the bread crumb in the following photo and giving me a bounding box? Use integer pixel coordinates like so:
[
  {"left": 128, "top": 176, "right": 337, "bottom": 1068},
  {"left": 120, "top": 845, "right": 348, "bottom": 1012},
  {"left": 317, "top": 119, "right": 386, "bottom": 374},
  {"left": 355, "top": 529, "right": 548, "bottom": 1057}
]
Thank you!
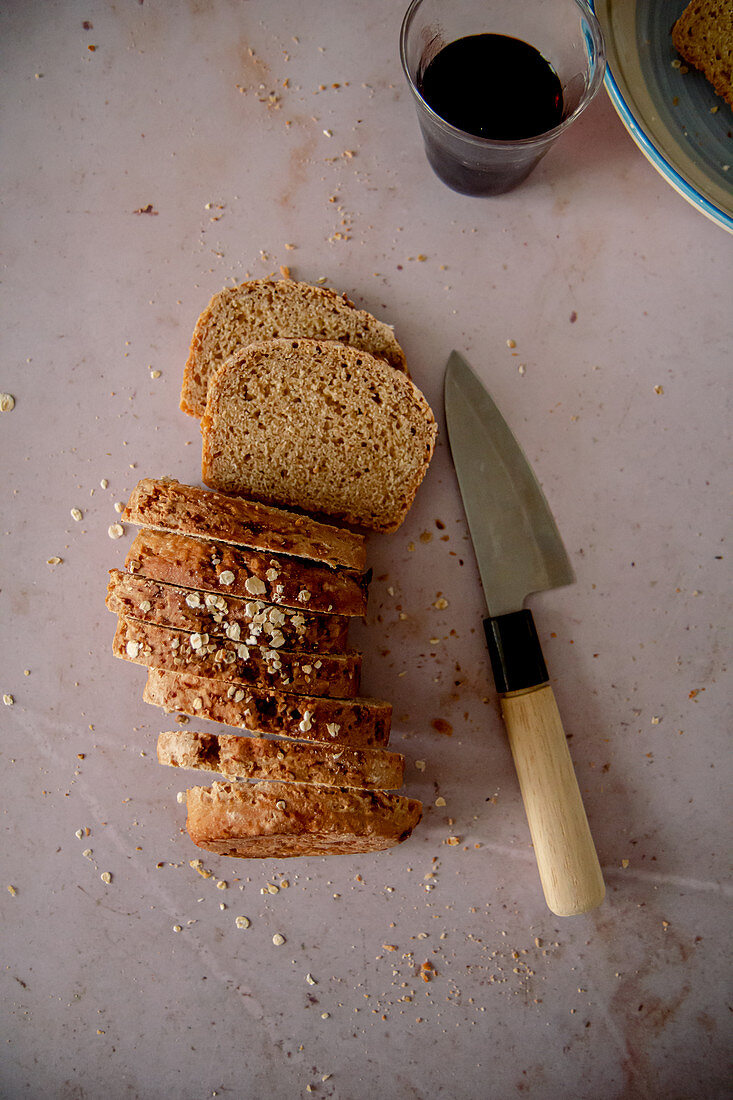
[
  {"left": 272, "top": 932, "right": 286, "bottom": 946},
  {"left": 7, "top": 884, "right": 17, "bottom": 896},
  {"left": 235, "top": 915, "right": 251, "bottom": 929},
  {"left": 0, "top": 393, "right": 15, "bottom": 411},
  {"left": 3, "top": 694, "right": 13, "bottom": 706},
  {"left": 100, "top": 871, "right": 112, "bottom": 884},
  {"left": 71, "top": 508, "right": 83, "bottom": 522},
  {"left": 108, "top": 523, "right": 124, "bottom": 539}
]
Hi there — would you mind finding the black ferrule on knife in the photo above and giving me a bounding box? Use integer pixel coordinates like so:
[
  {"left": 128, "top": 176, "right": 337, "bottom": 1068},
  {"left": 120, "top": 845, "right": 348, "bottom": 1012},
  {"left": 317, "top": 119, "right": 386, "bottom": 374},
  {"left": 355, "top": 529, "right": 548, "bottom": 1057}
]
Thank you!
[{"left": 484, "top": 609, "right": 549, "bottom": 694}]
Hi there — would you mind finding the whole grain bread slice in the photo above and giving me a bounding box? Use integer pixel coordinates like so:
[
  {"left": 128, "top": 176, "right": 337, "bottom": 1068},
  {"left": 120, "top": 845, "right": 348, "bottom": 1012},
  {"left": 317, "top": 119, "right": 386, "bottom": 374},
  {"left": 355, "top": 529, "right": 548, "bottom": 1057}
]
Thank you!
[
  {"left": 181, "top": 278, "right": 408, "bottom": 417},
  {"left": 185, "top": 780, "right": 422, "bottom": 857},
  {"left": 124, "top": 529, "right": 369, "bottom": 617},
  {"left": 672, "top": 1, "right": 733, "bottom": 108},
  {"left": 143, "top": 668, "right": 392, "bottom": 749},
  {"left": 106, "top": 570, "right": 351, "bottom": 653},
  {"left": 157, "top": 729, "right": 405, "bottom": 790},
  {"left": 201, "top": 338, "right": 437, "bottom": 532},
  {"left": 113, "top": 616, "right": 361, "bottom": 699},
  {"left": 122, "top": 477, "right": 366, "bottom": 571}
]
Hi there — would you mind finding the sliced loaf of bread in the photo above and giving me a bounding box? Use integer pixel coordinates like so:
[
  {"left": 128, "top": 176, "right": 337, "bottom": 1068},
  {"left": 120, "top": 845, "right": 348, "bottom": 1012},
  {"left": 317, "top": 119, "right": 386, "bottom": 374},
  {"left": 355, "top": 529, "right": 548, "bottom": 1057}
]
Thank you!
[
  {"left": 122, "top": 477, "right": 366, "bottom": 571},
  {"left": 143, "top": 668, "right": 392, "bottom": 749},
  {"left": 181, "top": 278, "right": 408, "bottom": 417},
  {"left": 124, "top": 529, "right": 369, "bottom": 617},
  {"left": 157, "top": 729, "right": 405, "bottom": 790},
  {"left": 185, "top": 780, "right": 423, "bottom": 857},
  {"left": 113, "top": 616, "right": 361, "bottom": 699},
  {"left": 201, "top": 339, "right": 437, "bottom": 532},
  {"left": 672, "top": 1, "right": 733, "bottom": 108},
  {"left": 106, "top": 570, "right": 351, "bottom": 653}
]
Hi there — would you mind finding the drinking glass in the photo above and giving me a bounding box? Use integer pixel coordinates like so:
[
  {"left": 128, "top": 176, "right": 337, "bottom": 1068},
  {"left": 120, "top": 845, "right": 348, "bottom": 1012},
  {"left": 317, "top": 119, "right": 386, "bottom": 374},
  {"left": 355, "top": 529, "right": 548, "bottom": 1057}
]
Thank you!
[{"left": 400, "top": 0, "right": 606, "bottom": 195}]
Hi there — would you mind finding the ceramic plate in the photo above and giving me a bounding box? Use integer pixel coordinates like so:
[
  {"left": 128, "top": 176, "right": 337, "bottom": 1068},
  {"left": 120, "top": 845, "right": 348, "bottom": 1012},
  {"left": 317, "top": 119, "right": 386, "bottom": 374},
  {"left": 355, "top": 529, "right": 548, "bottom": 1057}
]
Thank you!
[{"left": 593, "top": 0, "right": 733, "bottom": 234}]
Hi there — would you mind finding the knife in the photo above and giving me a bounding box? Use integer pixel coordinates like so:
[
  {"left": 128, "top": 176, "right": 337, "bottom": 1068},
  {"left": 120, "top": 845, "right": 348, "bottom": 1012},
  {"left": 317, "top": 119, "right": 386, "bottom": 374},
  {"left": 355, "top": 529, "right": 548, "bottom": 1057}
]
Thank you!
[{"left": 444, "top": 350, "right": 605, "bottom": 916}]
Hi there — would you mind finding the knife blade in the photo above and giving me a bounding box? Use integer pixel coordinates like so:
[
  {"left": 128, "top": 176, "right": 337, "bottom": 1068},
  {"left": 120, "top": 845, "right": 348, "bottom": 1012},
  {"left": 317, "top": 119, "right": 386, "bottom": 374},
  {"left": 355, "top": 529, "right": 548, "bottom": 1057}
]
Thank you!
[{"left": 444, "top": 350, "right": 604, "bottom": 916}]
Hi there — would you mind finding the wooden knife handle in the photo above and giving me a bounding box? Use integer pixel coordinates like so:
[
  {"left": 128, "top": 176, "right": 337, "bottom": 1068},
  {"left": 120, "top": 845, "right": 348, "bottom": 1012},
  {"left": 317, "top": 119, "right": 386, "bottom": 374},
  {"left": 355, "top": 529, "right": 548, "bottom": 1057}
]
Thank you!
[{"left": 500, "top": 683, "right": 605, "bottom": 916}]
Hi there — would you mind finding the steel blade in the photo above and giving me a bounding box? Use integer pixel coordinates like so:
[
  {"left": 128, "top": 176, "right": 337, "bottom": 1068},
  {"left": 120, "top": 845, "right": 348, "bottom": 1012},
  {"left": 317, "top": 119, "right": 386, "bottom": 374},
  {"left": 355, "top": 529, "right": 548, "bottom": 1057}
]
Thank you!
[{"left": 444, "top": 350, "right": 574, "bottom": 617}]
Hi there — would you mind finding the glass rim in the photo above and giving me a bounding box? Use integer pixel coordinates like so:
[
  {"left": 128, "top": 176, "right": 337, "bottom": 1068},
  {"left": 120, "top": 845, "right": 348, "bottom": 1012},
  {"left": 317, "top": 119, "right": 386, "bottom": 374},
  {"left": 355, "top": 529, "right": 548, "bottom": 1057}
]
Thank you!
[{"left": 399, "top": 0, "right": 607, "bottom": 150}]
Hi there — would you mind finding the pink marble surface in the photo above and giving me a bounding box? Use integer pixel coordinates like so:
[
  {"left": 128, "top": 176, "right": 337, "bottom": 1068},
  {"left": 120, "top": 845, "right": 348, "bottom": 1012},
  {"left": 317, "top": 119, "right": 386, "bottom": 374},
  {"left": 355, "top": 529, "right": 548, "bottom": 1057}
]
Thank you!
[{"left": 1, "top": 3, "right": 730, "bottom": 1098}]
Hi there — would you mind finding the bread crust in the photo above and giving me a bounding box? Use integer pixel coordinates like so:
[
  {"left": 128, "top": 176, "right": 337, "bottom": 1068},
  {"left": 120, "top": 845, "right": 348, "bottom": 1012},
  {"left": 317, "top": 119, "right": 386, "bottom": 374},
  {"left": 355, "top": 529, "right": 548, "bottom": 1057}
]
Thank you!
[
  {"left": 123, "top": 477, "right": 366, "bottom": 571},
  {"left": 181, "top": 278, "right": 408, "bottom": 417},
  {"left": 201, "top": 339, "right": 437, "bottom": 532},
  {"left": 124, "top": 528, "right": 369, "bottom": 617},
  {"left": 185, "top": 780, "right": 423, "bottom": 857},
  {"left": 143, "top": 668, "right": 392, "bottom": 748},
  {"left": 106, "top": 570, "right": 351, "bottom": 653},
  {"left": 157, "top": 729, "right": 405, "bottom": 789},
  {"left": 113, "top": 615, "right": 361, "bottom": 699}
]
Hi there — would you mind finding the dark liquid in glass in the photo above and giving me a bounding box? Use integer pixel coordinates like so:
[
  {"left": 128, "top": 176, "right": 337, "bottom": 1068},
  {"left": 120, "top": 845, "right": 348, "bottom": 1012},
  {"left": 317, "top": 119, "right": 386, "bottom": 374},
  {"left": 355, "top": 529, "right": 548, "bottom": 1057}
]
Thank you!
[{"left": 416, "top": 33, "right": 565, "bottom": 194}]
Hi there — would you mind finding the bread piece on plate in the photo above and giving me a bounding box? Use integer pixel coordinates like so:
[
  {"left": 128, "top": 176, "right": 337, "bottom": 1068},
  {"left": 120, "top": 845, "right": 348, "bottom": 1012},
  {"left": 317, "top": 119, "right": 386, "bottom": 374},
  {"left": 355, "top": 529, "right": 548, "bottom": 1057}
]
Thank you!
[
  {"left": 185, "top": 780, "right": 423, "bottom": 857},
  {"left": 143, "top": 668, "right": 392, "bottom": 749},
  {"left": 180, "top": 278, "right": 408, "bottom": 417},
  {"left": 122, "top": 477, "right": 366, "bottom": 572},
  {"left": 201, "top": 339, "right": 437, "bottom": 532},
  {"left": 113, "top": 616, "right": 361, "bottom": 699},
  {"left": 157, "top": 729, "right": 405, "bottom": 790},
  {"left": 672, "top": 1, "right": 733, "bottom": 108},
  {"left": 106, "top": 570, "right": 351, "bottom": 653},
  {"left": 124, "top": 529, "right": 369, "bottom": 617}
]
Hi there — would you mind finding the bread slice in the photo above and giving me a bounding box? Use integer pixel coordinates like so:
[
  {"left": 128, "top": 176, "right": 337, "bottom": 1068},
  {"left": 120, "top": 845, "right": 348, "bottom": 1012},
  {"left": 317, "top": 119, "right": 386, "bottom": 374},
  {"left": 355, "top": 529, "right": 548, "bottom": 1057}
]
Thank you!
[
  {"left": 157, "top": 729, "right": 405, "bottom": 790},
  {"left": 124, "top": 529, "right": 369, "bottom": 617},
  {"left": 185, "top": 780, "right": 422, "bottom": 857},
  {"left": 106, "top": 570, "right": 351, "bottom": 653},
  {"left": 143, "top": 668, "right": 392, "bottom": 749},
  {"left": 113, "top": 616, "right": 361, "bottom": 699},
  {"left": 180, "top": 278, "right": 408, "bottom": 417},
  {"left": 673, "top": 1, "right": 733, "bottom": 108},
  {"left": 122, "top": 477, "right": 366, "bottom": 572},
  {"left": 201, "top": 339, "right": 437, "bottom": 532}
]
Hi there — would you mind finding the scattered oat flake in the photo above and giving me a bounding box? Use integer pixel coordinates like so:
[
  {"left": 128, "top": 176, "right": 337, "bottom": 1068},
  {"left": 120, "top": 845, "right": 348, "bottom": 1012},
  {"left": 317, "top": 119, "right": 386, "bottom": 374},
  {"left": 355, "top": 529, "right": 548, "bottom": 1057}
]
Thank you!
[
  {"left": 108, "top": 523, "right": 124, "bottom": 539},
  {"left": 0, "top": 393, "right": 15, "bottom": 411},
  {"left": 47, "top": 556, "right": 62, "bottom": 564},
  {"left": 3, "top": 694, "right": 14, "bottom": 706},
  {"left": 306, "top": 973, "right": 317, "bottom": 985},
  {"left": 435, "top": 796, "right": 446, "bottom": 807},
  {"left": 71, "top": 508, "right": 83, "bottom": 521}
]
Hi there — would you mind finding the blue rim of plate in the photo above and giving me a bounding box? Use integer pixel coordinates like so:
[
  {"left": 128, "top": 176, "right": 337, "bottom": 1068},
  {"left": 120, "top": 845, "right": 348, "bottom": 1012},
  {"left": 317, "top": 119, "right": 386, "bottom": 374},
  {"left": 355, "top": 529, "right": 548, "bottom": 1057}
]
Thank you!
[{"left": 591, "top": 1, "right": 733, "bottom": 235}]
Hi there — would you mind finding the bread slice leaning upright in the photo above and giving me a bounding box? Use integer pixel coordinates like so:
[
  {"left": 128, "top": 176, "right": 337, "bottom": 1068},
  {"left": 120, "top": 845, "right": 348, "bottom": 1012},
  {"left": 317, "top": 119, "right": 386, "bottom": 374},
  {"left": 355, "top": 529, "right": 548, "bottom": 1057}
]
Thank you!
[
  {"left": 185, "top": 780, "right": 423, "bottom": 858},
  {"left": 201, "top": 339, "right": 437, "bottom": 533},
  {"left": 181, "top": 278, "right": 408, "bottom": 417},
  {"left": 157, "top": 729, "right": 406, "bottom": 790},
  {"left": 122, "top": 477, "right": 366, "bottom": 572}
]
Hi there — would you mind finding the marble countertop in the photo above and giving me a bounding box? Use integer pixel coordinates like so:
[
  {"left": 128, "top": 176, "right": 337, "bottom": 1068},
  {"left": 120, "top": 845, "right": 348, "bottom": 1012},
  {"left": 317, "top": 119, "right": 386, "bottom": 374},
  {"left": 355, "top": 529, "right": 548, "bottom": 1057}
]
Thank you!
[{"left": 2, "top": 3, "right": 730, "bottom": 1098}]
